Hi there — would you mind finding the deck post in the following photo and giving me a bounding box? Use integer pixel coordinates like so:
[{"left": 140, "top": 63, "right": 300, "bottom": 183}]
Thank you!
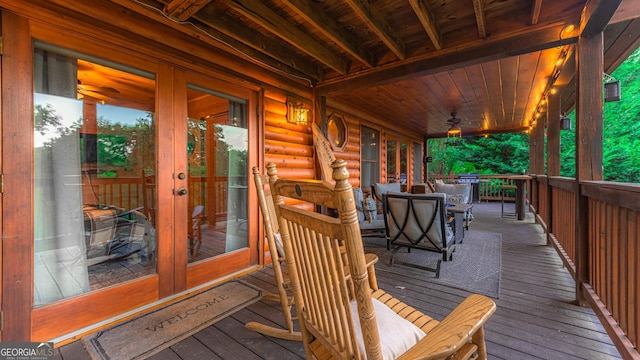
[
  {"left": 546, "top": 92, "right": 561, "bottom": 246},
  {"left": 574, "top": 30, "right": 604, "bottom": 305}
]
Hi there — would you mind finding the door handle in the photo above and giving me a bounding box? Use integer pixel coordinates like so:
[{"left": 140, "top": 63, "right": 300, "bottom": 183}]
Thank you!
[{"left": 176, "top": 188, "right": 188, "bottom": 196}]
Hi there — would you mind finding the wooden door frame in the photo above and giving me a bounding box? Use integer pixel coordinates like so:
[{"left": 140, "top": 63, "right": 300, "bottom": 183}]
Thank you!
[{"left": 182, "top": 71, "right": 261, "bottom": 290}]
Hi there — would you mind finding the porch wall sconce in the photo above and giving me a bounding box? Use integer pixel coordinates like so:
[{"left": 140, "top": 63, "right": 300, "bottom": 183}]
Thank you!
[
  {"left": 560, "top": 115, "right": 572, "bottom": 130},
  {"left": 287, "top": 99, "right": 310, "bottom": 125}
]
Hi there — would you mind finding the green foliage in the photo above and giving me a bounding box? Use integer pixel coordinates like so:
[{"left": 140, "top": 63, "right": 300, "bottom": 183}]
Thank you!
[{"left": 428, "top": 133, "right": 529, "bottom": 175}]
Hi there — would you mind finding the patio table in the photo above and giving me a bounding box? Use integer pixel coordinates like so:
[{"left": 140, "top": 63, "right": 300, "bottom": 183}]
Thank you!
[{"left": 447, "top": 203, "right": 473, "bottom": 243}]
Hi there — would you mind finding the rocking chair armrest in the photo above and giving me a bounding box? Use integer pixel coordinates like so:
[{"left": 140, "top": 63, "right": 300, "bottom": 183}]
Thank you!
[{"left": 397, "top": 294, "right": 496, "bottom": 360}]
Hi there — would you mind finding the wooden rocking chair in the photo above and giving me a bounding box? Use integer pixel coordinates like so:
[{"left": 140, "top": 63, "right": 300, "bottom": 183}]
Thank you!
[
  {"left": 247, "top": 163, "right": 379, "bottom": 341},
  {"left": 245, "top": 165, "right": 302, "bottom": 341},
  {"left": 271, "top": 159, "right": 496, "bottom": 360}
]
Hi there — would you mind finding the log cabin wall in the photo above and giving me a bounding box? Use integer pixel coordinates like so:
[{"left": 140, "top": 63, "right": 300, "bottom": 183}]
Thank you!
[{"left": 263, "top": 89, "right": 314, "bottom": 180}]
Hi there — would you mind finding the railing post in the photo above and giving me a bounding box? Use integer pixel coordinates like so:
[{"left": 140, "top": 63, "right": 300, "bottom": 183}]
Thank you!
[{"left": 575, "top": 183, "right": 589, "bottom": 305}]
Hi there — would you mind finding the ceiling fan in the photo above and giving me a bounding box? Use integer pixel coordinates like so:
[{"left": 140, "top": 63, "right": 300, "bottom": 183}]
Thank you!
[
  {"left": 446, "top": 111, "right": 463, "bottom": 126},
  {"left": 446, "top": 112, "right": 463, "bottom": 138}
]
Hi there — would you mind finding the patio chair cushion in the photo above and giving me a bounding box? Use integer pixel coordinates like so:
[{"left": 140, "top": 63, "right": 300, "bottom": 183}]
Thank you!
[
  {"left": 435, "top": 183, "right": 472, "bottom": 204},
  {"left": 353, "top": 187, "right": 366, "bottom": 223},
  {"left": 374, "top": 182, "right": 402, "bottom": 198},
  {"left": 349, "top": 298, "right": 426, "bottom": 360}
]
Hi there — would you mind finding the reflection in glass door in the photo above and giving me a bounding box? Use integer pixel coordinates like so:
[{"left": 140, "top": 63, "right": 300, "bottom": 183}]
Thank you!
[
  {"left": 186, "top": 86, "right": 248, "bottom": 263},
  {"left": 387, "top": 139, "right": 397, "bottom": 183},
  {"left": 33, "top": 45, "right": 156, "bottom": 306},
  {"left": 386, "top": 139, "right": 408, "bottom": 185}
]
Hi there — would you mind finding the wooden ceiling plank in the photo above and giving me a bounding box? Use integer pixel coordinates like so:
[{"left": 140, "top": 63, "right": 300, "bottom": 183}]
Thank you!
[
  {"left": 282, "top": 0, "right": 376, "bottom": 68},
  {"left": 317, "top": 23, "right": 577, "bottom": 94},
  {"left": 462, "top": 65, "right": 497, "bottom": 130},
  {"left": 344, "top": 0, "right": 406, "bottom": 60},
  {"left": 531, "top": 0, "right": 543, "bottom": 25},
  {"left": 220, "top": 0, "right": 350, "bottom": 74},
  {"left": 480, "top": 61, "right": 505, "bottom": 129},
  {"left": 409, "top": 0, "right": 442, "bottom": 50},
  {"left": 194, "top": 5, "right": 323, "bottom": 81},
  {"left": 447, "top": 68, "right": 484, "bottom": 129},
  {"left": 514, "top": 52, "right": 543, "bottom": 128},
  {"left": 472, "top": 0, "right": 487, "bottom": 39},
  {"left": 500, "top": 56, "right": 519, "bottom": 127},
  {"left": 163, "top": 0, "right": 212, "bottom": 21}
]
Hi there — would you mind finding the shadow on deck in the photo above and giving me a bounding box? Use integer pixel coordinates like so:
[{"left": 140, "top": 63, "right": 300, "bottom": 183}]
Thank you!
[{"left": 55, "top": 202, "right": 621, "bottom": 360}]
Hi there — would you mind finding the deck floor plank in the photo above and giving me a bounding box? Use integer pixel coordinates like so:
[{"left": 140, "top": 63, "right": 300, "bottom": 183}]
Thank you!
[{"left": 53, "top": 203, "right": 622, "bottom": 359}]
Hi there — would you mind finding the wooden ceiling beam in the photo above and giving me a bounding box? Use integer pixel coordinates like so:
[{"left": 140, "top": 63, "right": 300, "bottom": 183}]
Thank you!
[
  {"left": 409, "top": 0, "right": 442, "bottom": 50},
  {"left": 194, "top": 5, "right": 323, "bottom": 81},
  {"left": 220, "top": 0, "right": 350, "bottom": 75},
  {"left": 163, "top": 0, "right": 211, "bottom": 21},
  {"left": 282, "top": 0, "right": 376, "bottom": 68},
  {"left": 580, "top": 0, "right": 623, "bottom": 36},
  {"left": 610, "top": 0, "right": 640, "bottom": 24},
  {"left": 530, "top": 0, "right": 543, "bottom": 25},
  {"left": 317, "top": 23, "right": 577, "bottom": 95},
  {"left": 344, "top": 0, "right": 406, "bottom": 60},
  {"left": 472, "top": 0, "right": 487, "bottom": 39},
  {"left": 424, "top": 125, "right": 530, "bottom": 139}
]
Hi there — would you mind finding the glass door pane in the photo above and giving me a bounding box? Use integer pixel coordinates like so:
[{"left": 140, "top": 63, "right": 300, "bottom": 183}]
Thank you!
[
  {"left": 386, "top": 139, "right": 397, "bottom": 183},
  {"left": 33, "top": 47, "right": 156, "bottom": 306},
  {"left": 186, "top": 86, "right": 248, "bottom": 263},
  {"left": 399, "top": 141, "right": 408, "bottom": 185}
]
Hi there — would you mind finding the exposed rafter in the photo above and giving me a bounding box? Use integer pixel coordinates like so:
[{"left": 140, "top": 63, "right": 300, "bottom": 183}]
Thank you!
[
  {"left": 530, "top": 0, "right": 543, "bottom": 25},
  {"left": 193, "top": 6, "right": 323, "bottom": 81},
  {"left": 282, "top": 0, "right": 376, "bottom": 68},
  {"left": 344, "top": 0, "right": 406, "bottom": 60},
  {"left": 472, "top": 0, "right": 487, "bottom": 39},
  {"left": 580, "top": 0, "right": 624, "bottom": 36},
  {"left": 221, "top": 0, "right": 350, "bottom": 75},
  {"left": 163, "top": 0, "right": 211, "bottom": 21},
  {"left": 409, "top": 0, "right": 442, "bottom": 50},
  {"left": 317, "top": 24, "right": 577, "bottom": 95}
]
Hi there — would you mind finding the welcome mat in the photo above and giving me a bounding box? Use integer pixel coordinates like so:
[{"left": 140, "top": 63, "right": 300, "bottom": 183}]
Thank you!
[
  {"left": 82, "top": 280, "right": 263, "bottom": 359},
  {"left": 365, "top": 230, "right": 502, "bottom": 298}
]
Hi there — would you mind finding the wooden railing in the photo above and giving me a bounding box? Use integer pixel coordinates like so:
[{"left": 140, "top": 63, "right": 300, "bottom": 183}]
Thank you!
[
  {"left": 530, "top": 176, "right": 640, "bottom": 359},
  {"left": 86, "top": 176, "right": 230, "bottom": 223},
  {"left": 434, "top": 173, "right": 640, "bottom": 358}
]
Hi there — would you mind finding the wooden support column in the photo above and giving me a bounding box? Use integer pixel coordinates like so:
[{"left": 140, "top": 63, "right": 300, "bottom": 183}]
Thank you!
[
  {"left": 2, "top": 11, "right": 33, "bottom": 341},
  {"left": 575, "top": 31, "right": 604, "bottom": 305},
  {"left": 535, "top": 116, "right": 545, "bottom": 177},
  {"left": 546, "top": 92, "right": 561, "bottom": 245},
  {"left": 528, "top": 130, "right": 536, "bottom": 174},
  {"left": 546, "top": 93, "right": 561, "bottom": 176}
]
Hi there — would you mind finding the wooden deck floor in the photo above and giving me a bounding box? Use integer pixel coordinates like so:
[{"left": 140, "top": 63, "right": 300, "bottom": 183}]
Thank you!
[{"left": 55, "top": 203, "right": 621, "bottom": 360}]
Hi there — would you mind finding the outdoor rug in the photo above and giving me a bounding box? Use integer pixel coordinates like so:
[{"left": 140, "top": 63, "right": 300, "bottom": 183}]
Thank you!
[
  {"left": 82, "top": 280, "right": 263, "bottom": 360},
  {"left": 365, "top": 230, "right": 502, "bottom": 298}
]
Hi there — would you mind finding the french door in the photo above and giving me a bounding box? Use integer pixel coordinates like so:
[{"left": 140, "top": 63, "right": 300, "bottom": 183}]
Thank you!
[
  {"left": 386, "top": 137, "right": 409, "bottom": 187},
  {"left": 1, "top": 20, "right": 258, "bottom": 341}
]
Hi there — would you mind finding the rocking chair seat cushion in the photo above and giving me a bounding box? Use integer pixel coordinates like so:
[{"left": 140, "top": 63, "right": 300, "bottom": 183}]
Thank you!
[{"left": 349, "top": 298, "right": 426, "bottom": 360}]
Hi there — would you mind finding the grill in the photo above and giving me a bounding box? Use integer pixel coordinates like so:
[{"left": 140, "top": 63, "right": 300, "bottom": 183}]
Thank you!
[{"left": 457, "top": 174, "right": 480, "bottom": 203}]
